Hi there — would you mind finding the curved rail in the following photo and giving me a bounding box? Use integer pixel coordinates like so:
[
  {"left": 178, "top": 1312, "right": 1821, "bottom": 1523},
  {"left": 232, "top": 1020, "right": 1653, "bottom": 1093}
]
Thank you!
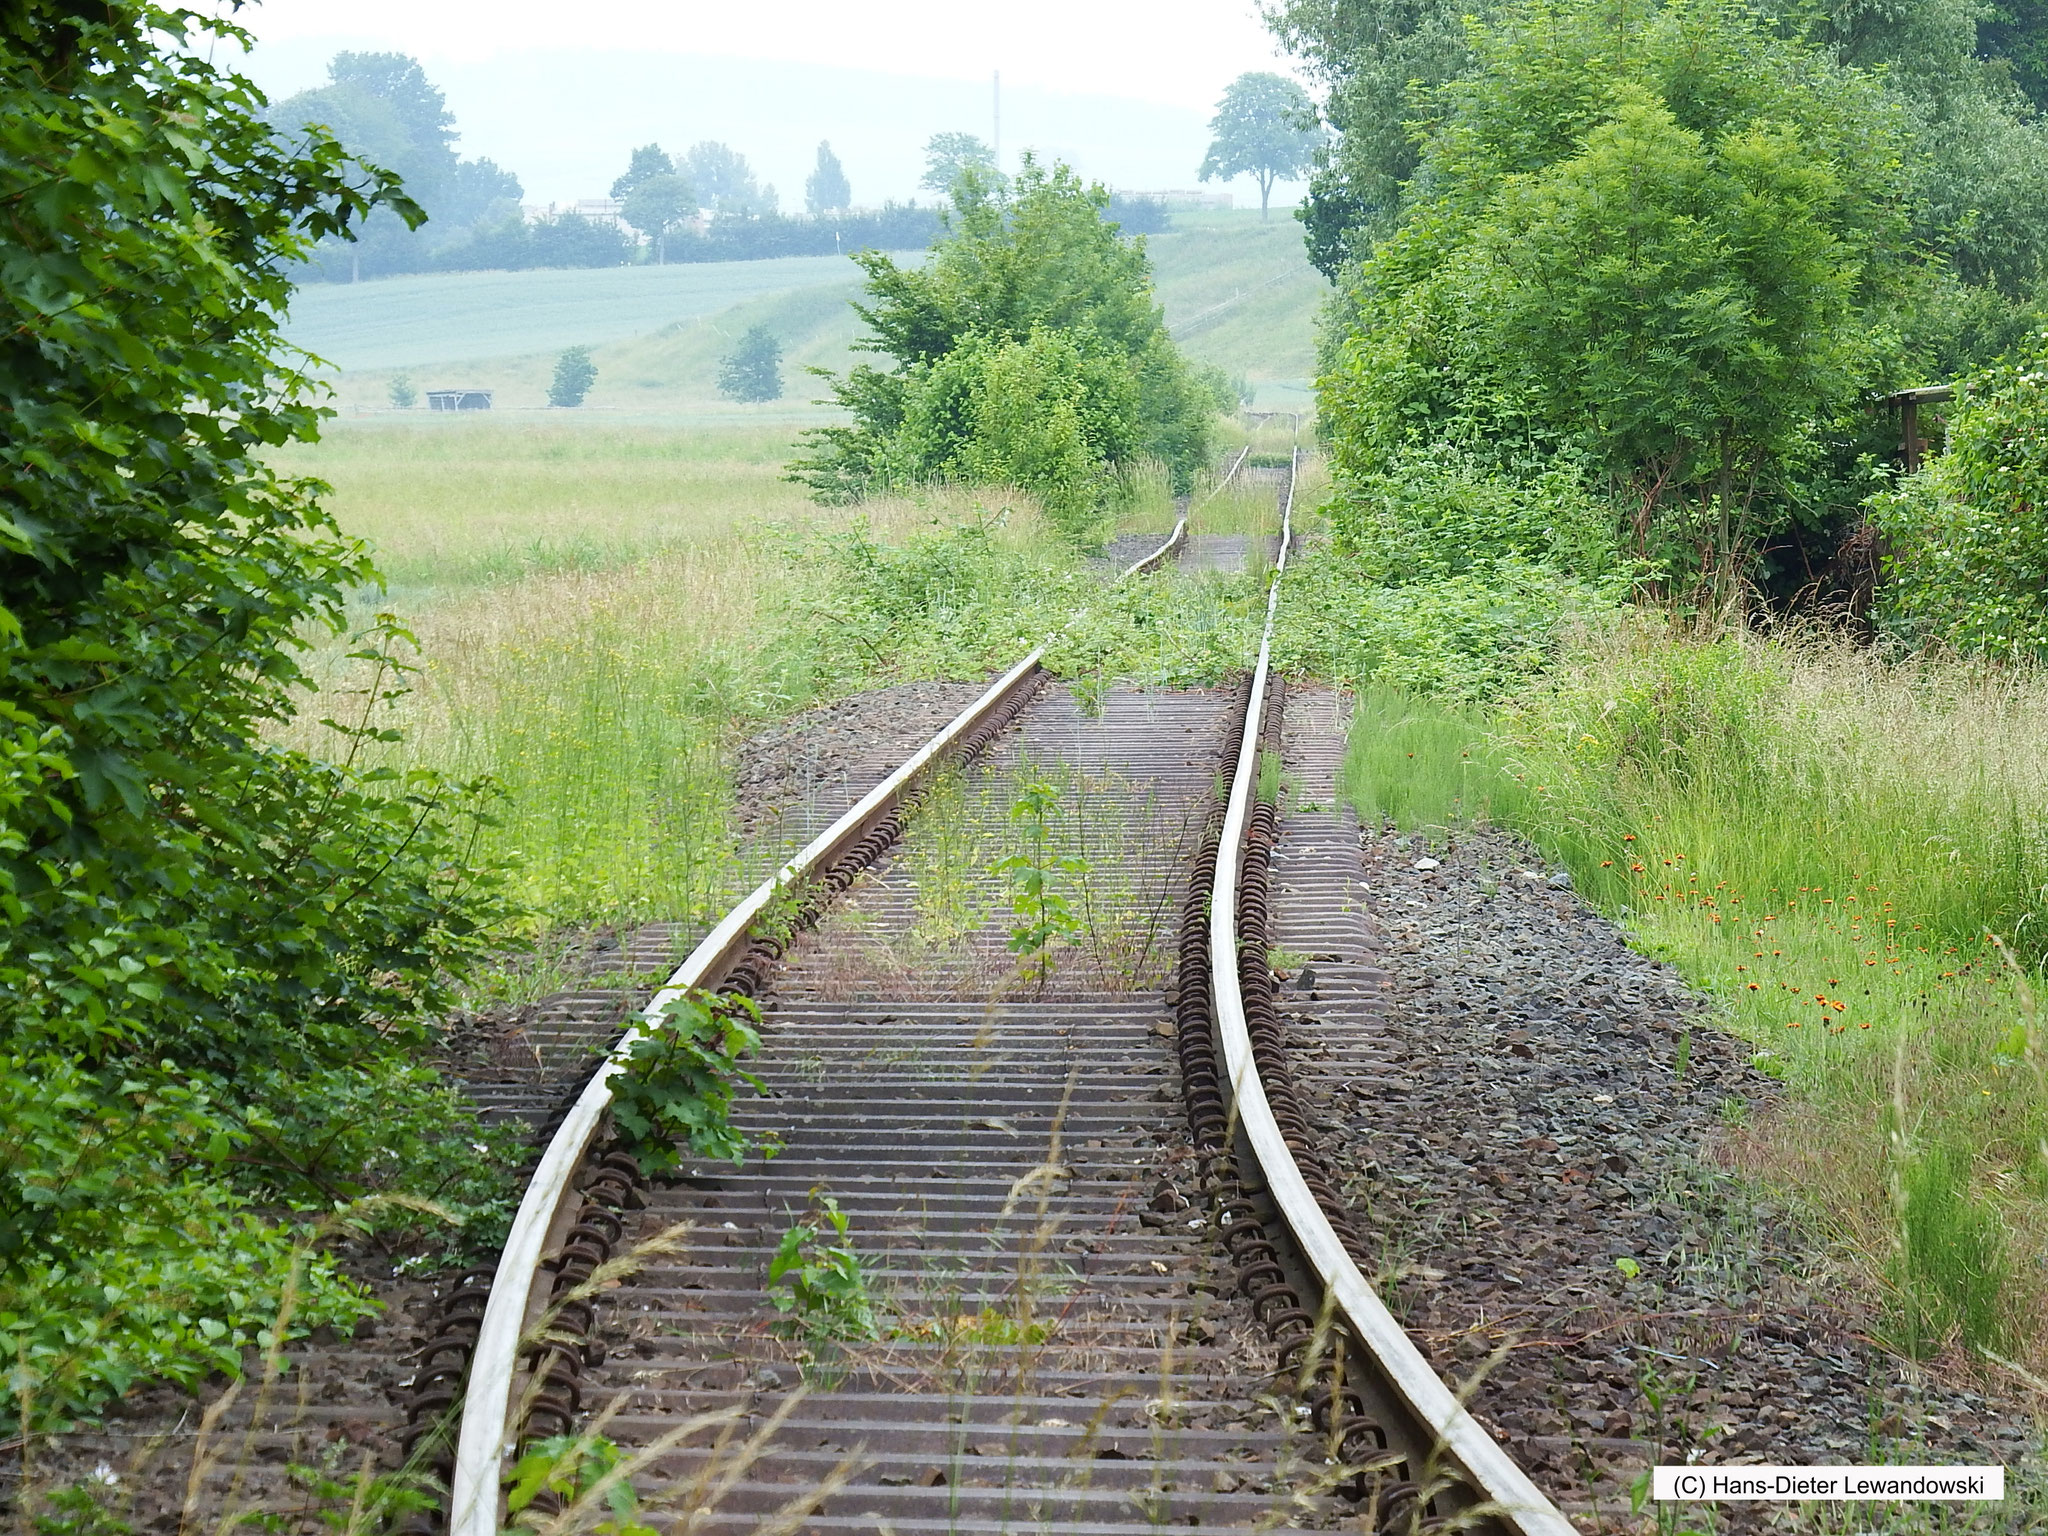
[
  {"left": 446, "top": 445, "right": 1249, "bottom": 1536},
  {"left": 1206, "top": 452, "right": 1577, "bottom": 1536}
]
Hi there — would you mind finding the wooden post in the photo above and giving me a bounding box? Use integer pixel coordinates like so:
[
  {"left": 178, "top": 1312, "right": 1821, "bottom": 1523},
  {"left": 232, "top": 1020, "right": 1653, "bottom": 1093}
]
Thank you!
[{"left": 1902, "top": 396, "right": 1920, "bottom": 473}]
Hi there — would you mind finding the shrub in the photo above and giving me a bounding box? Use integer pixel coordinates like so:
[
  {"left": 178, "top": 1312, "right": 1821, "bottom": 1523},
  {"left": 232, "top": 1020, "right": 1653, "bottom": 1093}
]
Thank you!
[
  {"left": 1, "top": 0, "right": 518, "bottom": 1430},
  {"left": 1277, "top": 550, "right": 1626, "bottom": 700},
  {"left": 717, "top": 325, "right": 784, "bottom": 403},
  {"left": 1871, "top": 333, "right": 2048, "bottom": 659},
  {"left": 1327, "top": 444, "right": 1620, "bottom": 581},
  {"left": 790, "top": 158, "right": 1219, "bottom": 528},
  {"left": 550, "top": 345, "right": 598, "bottom": 407}
]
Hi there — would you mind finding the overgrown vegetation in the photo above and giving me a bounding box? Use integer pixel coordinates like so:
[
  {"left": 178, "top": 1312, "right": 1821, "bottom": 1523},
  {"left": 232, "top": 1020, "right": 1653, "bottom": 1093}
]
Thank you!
[
  {"left": 767, "top": 1194, "right": 879, "bottom": 1344},
  {"left": 1270, "top": 0, "right": 2048, "bottom": 1374},
  {"left": 609, "top": 991, "right": 768, "bottom": 1171},
  {"left": 1871, "top": 334, "right": 2048, "bottom": 657},
  {"left": 1336, "top": 640, "right": 2048, "bottom": 1361},
  {"left": 790, "top": 159, "right": 1231, "bottom": 546},
  {"left": 0, "top": 1, "right": 538, "bottom": 1432}
]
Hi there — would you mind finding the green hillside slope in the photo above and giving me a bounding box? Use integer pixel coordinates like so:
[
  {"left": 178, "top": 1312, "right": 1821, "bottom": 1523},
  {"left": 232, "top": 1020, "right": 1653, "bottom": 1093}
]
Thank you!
[
  {"left": 285, "top": 257, "right": 860, "bottom": 372},
  {"left": 307, "top": 210, "right": 1326, "bottom": 415}
]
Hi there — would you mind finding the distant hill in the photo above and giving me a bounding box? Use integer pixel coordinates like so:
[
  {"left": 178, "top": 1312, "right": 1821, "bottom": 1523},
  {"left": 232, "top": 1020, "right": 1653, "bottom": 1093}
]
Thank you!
[{"left": 299, "top": 209, "right": 1327, "bottom": 413}]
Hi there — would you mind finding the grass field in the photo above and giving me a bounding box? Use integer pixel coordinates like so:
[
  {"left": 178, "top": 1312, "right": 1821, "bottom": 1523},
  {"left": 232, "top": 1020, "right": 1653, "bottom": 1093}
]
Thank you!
[
  {"left": 275, "top": 416, "right": 819, "bottom": 598},
  {"left": 284, "top": 256, "right": 861, "bottom": 373},
  {"left": 300, "top": 210, "right": 1327, "bottom": 414},
  {"left": 284, "top": 414, "right": 1281, "bottom": 929}
]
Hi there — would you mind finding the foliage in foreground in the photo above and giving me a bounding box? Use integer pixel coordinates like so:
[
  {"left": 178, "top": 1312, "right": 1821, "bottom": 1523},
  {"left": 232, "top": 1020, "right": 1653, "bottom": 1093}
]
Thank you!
[
  {"left": 790, "top": 160, "right": 1229, "bottom": 546},
  {"left": 1871, "top": 334, "right": 2048, "bottom": 660},
  {"left": 0, "top": 2, "right": 519, "bottom": 1430},
  {"left": 1339, "top": 632, "right": 2048, "bottom": 1360}
]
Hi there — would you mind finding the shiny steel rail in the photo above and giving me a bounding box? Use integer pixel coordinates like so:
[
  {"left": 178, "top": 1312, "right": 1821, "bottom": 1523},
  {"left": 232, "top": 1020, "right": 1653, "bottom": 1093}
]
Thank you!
[
  {"left": 445, "top": 449, "right": 1247, "bottom": 1536},
  {"left": 1207, "top": 450, "right": 1577, "bottom": 1536}
]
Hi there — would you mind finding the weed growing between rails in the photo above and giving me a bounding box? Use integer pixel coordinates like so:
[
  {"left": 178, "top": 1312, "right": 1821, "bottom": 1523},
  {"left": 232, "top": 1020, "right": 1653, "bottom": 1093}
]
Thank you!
[
  {"left": 849, "top": 755, "right": 1189, "bottom": 999},
  {"left": 1338, "top": 626, "right": 2048, "bottom": 1372}
]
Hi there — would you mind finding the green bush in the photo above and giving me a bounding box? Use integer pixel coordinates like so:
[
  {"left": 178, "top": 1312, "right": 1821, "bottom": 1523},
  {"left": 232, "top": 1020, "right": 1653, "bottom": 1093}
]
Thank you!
[
  {"left": 1326, "top": 444, "right": 1620, "bottom": 581},
  {"left": 1319, "top": 0, "right": 1910, "bottom": 588},
  {"left": 1872, "top": 334, "right": 2048, "bottom": 660},
  {"left": 1276, "top": 550, "right": 1625, "bottom": 700},
  {"left": 1, "top": 2, "right": 520, "bottom": 1430},
  {"left": 791, "top": 158, "right": 1221, "bottom": 541}
]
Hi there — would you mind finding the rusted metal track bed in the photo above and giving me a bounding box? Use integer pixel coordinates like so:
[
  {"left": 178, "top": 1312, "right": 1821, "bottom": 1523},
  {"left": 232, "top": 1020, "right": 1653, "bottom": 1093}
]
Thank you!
[{"left": 422, "top": 451, "right": 1575, "bottom": 1535}]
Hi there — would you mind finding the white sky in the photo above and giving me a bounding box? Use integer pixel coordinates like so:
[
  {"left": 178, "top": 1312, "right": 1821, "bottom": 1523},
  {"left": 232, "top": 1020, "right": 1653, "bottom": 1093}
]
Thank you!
[
  {"left": 236, "top": 0, "right": 1294, "bottom": 110},
  {"left": 228, "top": 0, "right": 1311, "bottom": 207}
]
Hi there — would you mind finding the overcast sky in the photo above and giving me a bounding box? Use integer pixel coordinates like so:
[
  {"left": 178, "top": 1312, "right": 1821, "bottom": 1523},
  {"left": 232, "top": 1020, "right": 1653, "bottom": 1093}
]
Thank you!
[{"left": 227, "top": 0, "right": 1310, "bottom": 207}]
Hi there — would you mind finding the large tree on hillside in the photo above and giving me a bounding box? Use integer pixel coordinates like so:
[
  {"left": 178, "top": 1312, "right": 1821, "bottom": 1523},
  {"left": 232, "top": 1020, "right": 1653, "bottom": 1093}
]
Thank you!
[
  {"left": 1198, "top": 72, "right": 1325, "bottom": 218},
  {"left": 269, "top": 51, "right": 520, "bottom": 279}
]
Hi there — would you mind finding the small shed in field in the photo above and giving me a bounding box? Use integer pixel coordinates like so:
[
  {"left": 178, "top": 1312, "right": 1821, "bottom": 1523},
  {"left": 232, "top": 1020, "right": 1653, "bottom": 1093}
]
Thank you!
[{"left": 426, "top": 388, "right": 493, "bottom": 412}]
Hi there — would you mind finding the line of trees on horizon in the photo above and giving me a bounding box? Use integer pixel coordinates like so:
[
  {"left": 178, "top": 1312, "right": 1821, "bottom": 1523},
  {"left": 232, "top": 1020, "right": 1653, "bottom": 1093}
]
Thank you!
[{"left": 274, "top": 55, "right": 1197, "bottom": 284}]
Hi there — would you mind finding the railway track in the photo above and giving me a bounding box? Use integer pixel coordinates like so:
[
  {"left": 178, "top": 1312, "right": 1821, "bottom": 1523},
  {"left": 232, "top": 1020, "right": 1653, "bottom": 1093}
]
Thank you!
[{"left": 417, "top": 451, "right": 1577, "bottom": 1535}]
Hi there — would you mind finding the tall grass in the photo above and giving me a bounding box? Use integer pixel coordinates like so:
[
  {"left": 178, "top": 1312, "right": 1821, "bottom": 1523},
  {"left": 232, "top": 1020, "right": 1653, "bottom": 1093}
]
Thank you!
[
  {"left": 272, "top": 418, "right": 816, "bottom": 596},
  {"left": 1340, "top": 623, "right": 2048, "bottom": 1367}
]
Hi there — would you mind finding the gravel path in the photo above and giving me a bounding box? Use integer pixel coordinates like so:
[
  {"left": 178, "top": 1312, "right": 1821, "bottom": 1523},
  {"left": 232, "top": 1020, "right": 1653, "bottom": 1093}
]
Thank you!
[{"left": 1273, "top": 685, "right": 2041, "bottom": 1528}]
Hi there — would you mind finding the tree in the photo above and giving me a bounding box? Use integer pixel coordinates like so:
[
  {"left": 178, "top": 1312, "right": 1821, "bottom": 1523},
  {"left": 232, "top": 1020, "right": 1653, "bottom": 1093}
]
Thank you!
[
  {"left": 1, "top": 0, "right": 515, "bottom": 1428},
  {"left": 550, "top": 345, "right": 598, "bottom": 406},
  {"left": 806, "top": 140, "right": 852, "bottom": 214},
  {"left": 1982, "top": 0, "right": 2048, "bottom": 109},
  {"left": 718, "top": 326, "right": 785, "bottom": 401},
  {"left": 1319, "top": 0, "right": 1910, "bottom": 592},
  {"left": 1198, "top": 72, "right": 1325, "bottom": 219},
  {"left": 791, "top": 157, "right": 1225, "bottom": 539},
  {"left": 920, "top": 131, "right": 1003, "bottom": 196},
  {"left": 389, "top": 373, "right": 417, "bottom": 408},
  {"left": 684, "top": 141, "right": 772, "bottom": 215},
  {"left": 268, "top": 52, "right": 522, "bottom": 279},
  {"left": 612, "top": 142, "right": 674, "bottom": 199},
  {"left": 622, "top": 172, "right": 697, "bottom": 261},
  {"left": 1265, "top": 0, "right": 1480, "bottom": 271}
]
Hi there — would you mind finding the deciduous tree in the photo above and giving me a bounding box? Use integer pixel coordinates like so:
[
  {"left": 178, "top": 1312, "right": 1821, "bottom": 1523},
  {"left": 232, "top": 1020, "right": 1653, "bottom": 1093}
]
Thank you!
[
  {"left": 792, "top": 158, "right": 1226, "bottom": 540},
  {"left": 684, "top": 141, "right": 773, "bottom": 215},
  {"left": 622, "top": 171, "right": 697, "bottom": 261},
  {"left": 718, "top": 326, "right": 785, "bottom": 402},
  {"left": 612, "top": 141, "right": 674, "bottom": 199},
  {"left": 806, "top": 141, "right": 852, "bottom": 214},
  {"left": 0, "top": 0, "right": 516, "bottom": 1428},
  {"left": 1198, "top": 72, "right": 1325, "bottom": 218},
  {"left": 550, "top": 345, "right": 599, "bottom": 406},
  {"left": 920, "top": 131, "right": 1003, "bottom": 197}
]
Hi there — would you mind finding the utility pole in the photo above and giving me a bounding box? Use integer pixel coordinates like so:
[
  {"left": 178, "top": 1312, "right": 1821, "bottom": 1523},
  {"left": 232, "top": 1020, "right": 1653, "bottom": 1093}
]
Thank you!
[{"left": 993, "top": 69, "right": 1001, "bottom": 178}]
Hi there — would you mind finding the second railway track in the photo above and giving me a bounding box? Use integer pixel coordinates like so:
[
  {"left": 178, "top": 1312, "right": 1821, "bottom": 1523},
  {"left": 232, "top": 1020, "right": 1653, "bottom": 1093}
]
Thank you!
[{"left": 422, "top": 451, "right": 1575, "bottom": 1536}]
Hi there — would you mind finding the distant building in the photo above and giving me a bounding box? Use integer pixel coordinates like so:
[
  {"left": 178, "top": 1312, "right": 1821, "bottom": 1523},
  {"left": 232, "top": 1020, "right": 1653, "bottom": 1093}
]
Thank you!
[
  {"left": 520, "top": 198, "right": 630, "bottom": 230},
  {"left": 1119, "top": 189, "right": 1235, "bottom": 209},
  {"left": 426, "top": 388, "right": 493, "bottom": 411}
]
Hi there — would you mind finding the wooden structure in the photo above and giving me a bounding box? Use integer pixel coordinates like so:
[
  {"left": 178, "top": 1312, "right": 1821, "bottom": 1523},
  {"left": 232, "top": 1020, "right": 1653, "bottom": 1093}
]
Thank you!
[
  {"left": 426, "top": 388, "right": 493, "bottom": 412},
  {"left": 1877, "top": 384, "right": 1954, "bottom": 472}
]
